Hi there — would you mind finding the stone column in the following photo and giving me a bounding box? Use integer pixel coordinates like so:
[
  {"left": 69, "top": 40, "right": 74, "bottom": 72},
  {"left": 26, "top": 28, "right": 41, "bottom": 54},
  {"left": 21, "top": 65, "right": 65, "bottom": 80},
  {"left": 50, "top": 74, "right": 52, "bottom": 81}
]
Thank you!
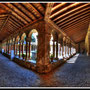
[
  {"left": 22, "top": 41, "right": 24, "bottom": 58},
  {"left": 63, "top": 37, "right": 65, "bottom": 59},
  {"left": 65, "top": 39, "right": 67, "bottom": 58},
  {"left": 62, "top": 39, "right": 64, "bottom": 58},
  {"left": 67, "top": 40, "right": 69, "bottom": 57},
  {"left": 19, "top": 41, "right": 21, "bottom": 58},
  {"left": 60, "top": 42, "right": 61, "bottom": 56},
  {"left": 56, "top": 40, "right": 58, "bottom": 60},
  {"left": 26, "top": 39, "right": 28, "bottom": 60},
  {"left": 29, "top": 41, "right": 31, "bottom": 59},
  {"left": 14, "top": 41, "right": 15, "bottom": 55},
  {"left": 8, "top": 43, "right": 9, "bottom": 54},
  {"left": 16, "top": 42, "right": 18, "bottom": 56},
  {"left": 53, "top": 40, "right": 55, "bottom": 58},
  {"left": 36, "top": 23, "right": 52, "bottom": 73}
]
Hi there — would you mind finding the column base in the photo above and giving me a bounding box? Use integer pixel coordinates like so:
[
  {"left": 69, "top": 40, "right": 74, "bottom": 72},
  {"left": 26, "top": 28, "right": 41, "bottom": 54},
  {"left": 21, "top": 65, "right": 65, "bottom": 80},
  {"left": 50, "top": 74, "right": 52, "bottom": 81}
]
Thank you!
[{"left": 36, "top": 64, "right": 52, "bottom": 74}]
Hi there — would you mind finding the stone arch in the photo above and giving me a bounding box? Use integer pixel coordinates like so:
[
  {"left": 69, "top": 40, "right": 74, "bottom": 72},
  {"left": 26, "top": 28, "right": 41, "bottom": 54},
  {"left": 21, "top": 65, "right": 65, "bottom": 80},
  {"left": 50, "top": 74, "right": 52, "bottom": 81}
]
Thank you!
[
  {"left": 28, "top": 29, "right": 38, "bottom": 38},
  {"left": 21, "top": 33, "right": 27, "bottom": 41},
  {"left": 58, "top": 34, "right": 63, "bottom": 45},
  {"left": 51, "top": 30, "right": 58, "bottom": 41},
  {"left": 49, "top": 30, "right": 59, "bottom": 60},
  {"left": 16, "top": 35, "right": 20, "bottom": 42},
  {"left": 28, "top": 29, "right": 38, "bottom": 60}
]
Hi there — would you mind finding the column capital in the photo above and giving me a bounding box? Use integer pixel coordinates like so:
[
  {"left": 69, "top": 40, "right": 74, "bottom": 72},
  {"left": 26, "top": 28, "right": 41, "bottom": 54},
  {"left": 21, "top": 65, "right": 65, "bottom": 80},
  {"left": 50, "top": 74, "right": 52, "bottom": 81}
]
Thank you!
[{"left": 26, "top": 37, "right": 31, "bottom": 42}]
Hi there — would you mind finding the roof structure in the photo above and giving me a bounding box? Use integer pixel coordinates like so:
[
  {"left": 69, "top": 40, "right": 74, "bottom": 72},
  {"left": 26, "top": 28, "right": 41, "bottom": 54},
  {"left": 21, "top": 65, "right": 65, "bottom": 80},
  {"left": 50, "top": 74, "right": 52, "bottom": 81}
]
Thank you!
[{"left": 0, "top": 3, "right": 89, "bottom": 43}]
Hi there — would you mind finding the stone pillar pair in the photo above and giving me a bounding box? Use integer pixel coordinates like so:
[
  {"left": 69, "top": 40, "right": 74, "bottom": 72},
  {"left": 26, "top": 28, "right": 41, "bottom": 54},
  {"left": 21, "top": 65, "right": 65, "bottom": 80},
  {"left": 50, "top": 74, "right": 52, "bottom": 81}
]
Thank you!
[{"left": 25, "top": 38, "right": 31, "bottom": 60}]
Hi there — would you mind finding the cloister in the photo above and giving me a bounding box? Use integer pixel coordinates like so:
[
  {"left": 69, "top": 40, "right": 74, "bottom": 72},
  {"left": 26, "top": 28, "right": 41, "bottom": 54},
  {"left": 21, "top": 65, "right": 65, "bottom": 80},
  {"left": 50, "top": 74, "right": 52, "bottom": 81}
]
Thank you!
[{"left": 0, "top": 2, "right": 90, "bottom": 75}]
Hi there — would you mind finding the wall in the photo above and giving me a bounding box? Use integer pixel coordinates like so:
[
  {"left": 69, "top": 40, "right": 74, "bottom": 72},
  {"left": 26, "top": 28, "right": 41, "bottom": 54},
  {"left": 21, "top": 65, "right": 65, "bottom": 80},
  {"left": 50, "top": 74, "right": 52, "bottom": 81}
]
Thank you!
[
  {"left": 76, "top": 41, "right": 86, "bottom": 54},
  {"left": 0, "top": 43, "right": 2, "bottom": 52},
  {"left": 85, "top": 25, "right": 90, "bottom": 56}
]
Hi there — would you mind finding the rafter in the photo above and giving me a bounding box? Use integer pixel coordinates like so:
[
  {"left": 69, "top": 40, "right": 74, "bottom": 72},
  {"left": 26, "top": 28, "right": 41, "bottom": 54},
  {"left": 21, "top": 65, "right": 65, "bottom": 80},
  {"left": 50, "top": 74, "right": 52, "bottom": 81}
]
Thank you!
[
  {"left": 0, "top": 14, "right": 10, "bottom": 32},
  {"left": 66, "top": 26, "right": 88, "bottom": 36},
  {"left": 9, "top": 17, "right": 43, "bottom": 38},
  {"left": 8, "top": 20, "right": 19, "bottom": 29},
  {"left": 63, "top": 20, "right": 89, "bottom": 31},
  {"left": 5, "top": 3, "right": 32, "bottom": 23},
  {"left": 58, "top": 11, "right": 89, "bottom": 27},
  {"left": 31, "top": 3, "right": 45, "bottom": 15},
  {"left": 0, "top": 3, "right": 28, "bottom": 24},
  {"left": 8, "top": 18, "right": 21, "bottom": 28},
  {"left": 22, "top": 3, "right": 42, "bottom": 18},
  {"left": 62, "top": 16, "right": 89, "bottom": 29},
  {"left": 50, "top": 3, "right": 81, "bottom": 18},
  {"left": 56, "top": 6, "right": 89, "bottom": 24},
  {"left": 52, "top": 3, "right": 89, "bottom": 22},
  {"left": 59, "top": 14, "right": 89, "bottom": 28},
  {"left": 12, "top": 3, "right": 35, "bottom": 21},
  {"left": 10, "top": 15, "right": 25, "bottom": 26}
]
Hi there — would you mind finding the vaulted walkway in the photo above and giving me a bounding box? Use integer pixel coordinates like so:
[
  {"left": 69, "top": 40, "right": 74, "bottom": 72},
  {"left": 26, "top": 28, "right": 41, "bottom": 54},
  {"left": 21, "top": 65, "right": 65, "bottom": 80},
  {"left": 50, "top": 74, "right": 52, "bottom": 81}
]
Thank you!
[{"left": 0, "top": 53, "right": 90, "bottom": 87}]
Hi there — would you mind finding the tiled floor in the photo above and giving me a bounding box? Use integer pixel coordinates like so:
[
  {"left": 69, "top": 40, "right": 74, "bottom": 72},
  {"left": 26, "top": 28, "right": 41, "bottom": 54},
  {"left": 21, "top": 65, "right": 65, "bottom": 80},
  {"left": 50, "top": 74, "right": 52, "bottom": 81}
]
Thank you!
[{"left": 0, "top": 53, "right": 90, "bottom": 87}]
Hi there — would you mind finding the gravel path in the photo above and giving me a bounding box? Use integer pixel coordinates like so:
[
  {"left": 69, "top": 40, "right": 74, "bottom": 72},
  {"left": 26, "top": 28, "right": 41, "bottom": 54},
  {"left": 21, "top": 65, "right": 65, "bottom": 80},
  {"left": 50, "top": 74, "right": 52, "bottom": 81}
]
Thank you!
[{"left": 0, "top": 53, "right": 90, "bottom": 87}]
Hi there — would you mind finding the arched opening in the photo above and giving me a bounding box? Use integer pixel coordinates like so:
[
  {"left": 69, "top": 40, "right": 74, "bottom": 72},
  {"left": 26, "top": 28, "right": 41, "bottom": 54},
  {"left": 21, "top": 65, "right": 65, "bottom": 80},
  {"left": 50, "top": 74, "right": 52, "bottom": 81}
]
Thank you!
[
  {"left": 15, "top": 36, "right": 20, "bottom": 58},
  {"left": 58, "top": 34, "right": 63, "bottom": 59},
  {"left": 21, "top": 33, "right": 27, "bottom": 59},
  {"left": 2, "top": 41, "right": 6, "bottom": 53},
  {"left": 49, "top": 31, "right": 59, "bottom": 62},
  {"left": 28, "top": 29, "right": 38, "bottom": 63},
  {"left": 50, "top": 34, "right": 54, "bottom": 62},
  {"left": 9, "top": 39, "right": 12, "bottom": 55},
  {"left": 63, "top": 37, "right": 66, "bottom": 58}
]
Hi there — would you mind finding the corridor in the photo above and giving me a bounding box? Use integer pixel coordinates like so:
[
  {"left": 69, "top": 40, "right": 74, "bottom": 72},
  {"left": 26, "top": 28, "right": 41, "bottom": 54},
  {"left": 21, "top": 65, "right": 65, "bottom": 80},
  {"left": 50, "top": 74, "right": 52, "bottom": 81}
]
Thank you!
[{"left": 0, "top": 53, "right": 90, "bottom": 87}]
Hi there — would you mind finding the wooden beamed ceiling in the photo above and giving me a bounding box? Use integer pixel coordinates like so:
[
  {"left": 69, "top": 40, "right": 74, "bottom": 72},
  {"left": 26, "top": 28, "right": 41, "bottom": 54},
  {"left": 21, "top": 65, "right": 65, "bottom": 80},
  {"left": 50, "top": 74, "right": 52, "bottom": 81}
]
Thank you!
[
  {"left": 0, "top": 2, "right": 89, "bottom": 44},
  {"left": 50, "top": 2, "right": 90, "bottom": 43},
  {"left": 0, "top": 3, "right": 46, "bottom": 41}
]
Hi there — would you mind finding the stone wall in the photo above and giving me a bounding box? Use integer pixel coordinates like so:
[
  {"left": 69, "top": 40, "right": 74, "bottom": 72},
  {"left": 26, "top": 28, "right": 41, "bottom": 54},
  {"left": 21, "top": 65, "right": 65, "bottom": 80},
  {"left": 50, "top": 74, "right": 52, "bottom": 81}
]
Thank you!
[
  {"left": 76, "top": 41, "right": 85, "bottom": 54},
  {"left": 85, "top": 24, "right": 90, "bottom": 56}
]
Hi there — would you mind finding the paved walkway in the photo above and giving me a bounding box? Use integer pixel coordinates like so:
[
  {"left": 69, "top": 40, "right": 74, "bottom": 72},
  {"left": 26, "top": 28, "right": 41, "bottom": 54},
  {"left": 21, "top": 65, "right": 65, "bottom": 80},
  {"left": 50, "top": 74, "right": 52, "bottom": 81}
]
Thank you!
[{"left": 0, "top": 53, "right": 90, "bottom": 87}]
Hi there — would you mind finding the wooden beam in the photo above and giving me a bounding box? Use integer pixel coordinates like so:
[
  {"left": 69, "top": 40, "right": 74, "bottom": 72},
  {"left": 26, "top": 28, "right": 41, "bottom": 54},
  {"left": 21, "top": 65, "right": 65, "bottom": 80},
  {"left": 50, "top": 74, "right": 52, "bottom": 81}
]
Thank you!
[
  {"left": 8, "top": 18, "right": 21, "bottom": 28},
  {"left": 19, "top": 3, "right": 38, "bottom": 19},
  {"left": 8, "top": 21, "right": 18, "bottom": 29},
  {"left": 31, "top": 3, "right": 45, "bottom": 15},
  {"left": 50, "top": 3, "right": 81, "bottom": 18},
  {"left": 44, "top": 3, "right": 54, "bottom": 21},
  {"left": 0, "top": 14, "right": 9, "bottom": 18},
  {"left": 63, "top": 19, "right": 89, "bottom": 31},
  {"left": 66, "top": 26, "right": 88, "bottom": 37},
  {"left": 12, "top": 3, "right": 35, "bottom": 21},
  {"left": 59, "top": 14, "right": 89, "bottom": 28},
  {"left": 0, "top": 14, "right": 10, "bottom": 32},
  {"left": 58, "top": 11, "right": 89, "bottom": 27},
  {"left": 5, "top": 3, "right": 31, "bottom": 23},
  {"left": 56, "top": 7, "right": 89, "bottom": 25},
  {"left": 52, "top": 3, "right": 89, "bottom": 22},
  {"left": 22, "top": 3, "right": 42, "bottom": 18},
  {"left": 8, "top": 17, "right": 43, "bottom": 38},
  {"left": 45, "top": 3, "right": 75, "bottom": 44},
  {"left": 0, "top": 3, "right": 28, "bottom": 24},
  {"left": 10, "top": 15, "right": 25, "bottom": 26},
  {"left": 62, "top": 16, "right": 89, "bottom": 29}
]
